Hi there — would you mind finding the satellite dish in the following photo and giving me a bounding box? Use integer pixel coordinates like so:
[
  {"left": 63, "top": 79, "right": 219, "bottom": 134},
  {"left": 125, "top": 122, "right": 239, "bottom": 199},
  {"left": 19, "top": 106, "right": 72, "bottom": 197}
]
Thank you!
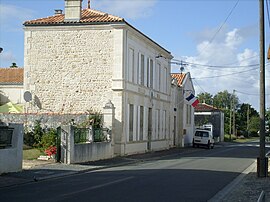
[{"left": 24, "top": 91, "right": 32, "bottom": 102}]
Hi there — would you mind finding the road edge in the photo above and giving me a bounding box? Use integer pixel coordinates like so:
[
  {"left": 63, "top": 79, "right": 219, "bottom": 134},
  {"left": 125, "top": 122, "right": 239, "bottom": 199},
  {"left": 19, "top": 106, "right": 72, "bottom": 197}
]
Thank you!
[{"left": 208, "top": 160, "right": 257, "bottom": 202}]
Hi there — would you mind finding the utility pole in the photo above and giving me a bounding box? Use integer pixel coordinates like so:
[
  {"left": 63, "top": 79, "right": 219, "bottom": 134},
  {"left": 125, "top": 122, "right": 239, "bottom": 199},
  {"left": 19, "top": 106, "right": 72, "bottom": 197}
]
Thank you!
[
  {"left": 232, "top": 90, "right": 236, "bottom": 138},
  {"left": 230, "top": 100, "right": 232, "bottom": 141},
  {"left": 257, "top": 0, "right": 267, "bottom": 177},
  {"left": 247, "top": 104, "right": 250, "bottom": 137}
]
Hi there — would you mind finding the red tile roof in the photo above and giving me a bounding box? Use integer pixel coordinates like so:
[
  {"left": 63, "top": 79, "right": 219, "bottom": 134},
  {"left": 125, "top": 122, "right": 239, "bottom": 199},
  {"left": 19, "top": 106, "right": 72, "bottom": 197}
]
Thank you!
[
  {"left": 194, "top": 103, "right": 220, "bottom": 112},
  {"left": 24, "top": 9, "right": 124, "bottom": 25},
  {"left": 171, "top": 73, "right": 186, "bottom": 86},
  {"left": 0, "top": 68, "right": 24, "bottom": 85}
]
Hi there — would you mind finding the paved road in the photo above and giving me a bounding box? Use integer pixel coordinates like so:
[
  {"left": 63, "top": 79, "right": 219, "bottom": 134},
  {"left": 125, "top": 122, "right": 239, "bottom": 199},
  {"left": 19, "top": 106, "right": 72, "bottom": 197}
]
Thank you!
[{"left": 0, "top": 143, "right": 259, "bottom": 202}]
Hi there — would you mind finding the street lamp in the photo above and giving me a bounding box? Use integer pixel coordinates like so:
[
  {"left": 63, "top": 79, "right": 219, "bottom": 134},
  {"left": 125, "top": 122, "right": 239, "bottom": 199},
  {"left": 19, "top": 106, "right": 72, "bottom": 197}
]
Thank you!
[{"left": 0, "top": 47, "right": 3, "bottom": 53}]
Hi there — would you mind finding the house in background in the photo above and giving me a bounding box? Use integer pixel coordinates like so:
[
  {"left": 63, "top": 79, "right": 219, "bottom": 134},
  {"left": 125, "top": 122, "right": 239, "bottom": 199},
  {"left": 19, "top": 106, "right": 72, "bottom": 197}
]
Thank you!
[
  {"left": 0, "top": 68, "right": 24, "bottom": 105},
  {"left": 171, "top": 72, "right": 196, "bottom": 146},
  {"left": 24, "top": 0, "right": 174, "bottom": 156},
  {"left": 194, "top": 103, "right": 224, "bottom": 142}
]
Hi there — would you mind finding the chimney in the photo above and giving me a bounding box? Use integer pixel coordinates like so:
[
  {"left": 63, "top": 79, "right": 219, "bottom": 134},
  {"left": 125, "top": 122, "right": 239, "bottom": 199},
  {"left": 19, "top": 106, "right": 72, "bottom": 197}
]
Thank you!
[
  {"left": 55, "top": 9, "right": 63, "bottom": 15},
  {"left": 64, "top": 0, "right": 82, "bottom": 22}
]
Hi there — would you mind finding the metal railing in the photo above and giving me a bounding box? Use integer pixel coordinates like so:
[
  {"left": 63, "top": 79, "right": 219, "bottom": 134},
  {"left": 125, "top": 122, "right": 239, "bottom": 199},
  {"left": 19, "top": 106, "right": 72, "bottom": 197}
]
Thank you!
[
  {"left": 74, "top": 127, "right": 109, "bottom": 144},
  {"left": 74, "top": 127, "right": 89, "bottom": 144}
]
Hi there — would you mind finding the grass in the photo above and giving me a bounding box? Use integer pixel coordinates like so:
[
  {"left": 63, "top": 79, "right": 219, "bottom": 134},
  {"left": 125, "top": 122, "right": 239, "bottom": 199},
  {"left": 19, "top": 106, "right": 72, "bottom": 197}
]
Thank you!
[
  {"left": 233, "top": 137, "right": 259, "bottom": 143},
  {"left": 23, "top": 148, "right": 44, "bottom": 160},
  {"left": 224, "top": 134, "right": 259, "bottom": 143}
]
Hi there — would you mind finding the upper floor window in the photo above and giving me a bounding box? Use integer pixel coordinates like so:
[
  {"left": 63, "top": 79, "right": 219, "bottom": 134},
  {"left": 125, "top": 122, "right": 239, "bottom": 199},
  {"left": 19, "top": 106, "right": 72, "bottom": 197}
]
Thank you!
[
  {"left": 156, "top": 63, "right": 161, "bottom": 91},
  {"left": 147, "top": 58, "right": 154, "bottom": 88},
  {"left": 128, "top": 48, "right": 135, "bottom": 83},
  {"left": 138, "top": 53, "right": 145, "bottom": 86}
]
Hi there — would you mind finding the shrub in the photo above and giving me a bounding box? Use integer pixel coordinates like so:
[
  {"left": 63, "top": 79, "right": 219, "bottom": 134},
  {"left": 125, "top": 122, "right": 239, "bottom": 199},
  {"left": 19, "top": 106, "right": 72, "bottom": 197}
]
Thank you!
[
  {"left": 32, "top": 120, "right": 44, "bottom": 147},
  {"left": 77, "top": 110, "right": 103, "bottom": 128},
  {"left": 224, "top": 134, "right": 237, "bottom": 142},
  {"left": 24, "top": 127, "right": 35, "bottom": 147},
  {"left": 41, "top": 129, "right": 57, "bottom": 149}
]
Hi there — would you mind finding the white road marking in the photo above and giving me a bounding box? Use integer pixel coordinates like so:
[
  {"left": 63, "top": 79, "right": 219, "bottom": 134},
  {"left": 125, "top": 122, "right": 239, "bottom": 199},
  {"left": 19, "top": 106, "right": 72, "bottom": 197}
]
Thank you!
[{"left": 60, "top": 176, "right": 134, "bottom": 197}]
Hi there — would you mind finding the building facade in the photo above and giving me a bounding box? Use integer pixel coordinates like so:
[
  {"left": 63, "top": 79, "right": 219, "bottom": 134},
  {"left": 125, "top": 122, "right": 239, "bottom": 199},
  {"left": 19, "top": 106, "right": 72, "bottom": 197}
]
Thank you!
[
  {"left": 171, "top": 73, "right": 195, "bottom": 146},
  {"left": 194, "top": 103, "right": 224, "bottom": 142},
  {"left": 24, "top": 0, "right": 174, "bottom": 155}
]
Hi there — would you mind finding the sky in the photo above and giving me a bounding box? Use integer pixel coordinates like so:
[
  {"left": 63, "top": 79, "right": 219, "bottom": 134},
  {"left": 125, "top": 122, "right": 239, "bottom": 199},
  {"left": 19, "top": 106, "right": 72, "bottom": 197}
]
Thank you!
[{"left": 0, "top": 0, "right": 269, "bottom": 111}]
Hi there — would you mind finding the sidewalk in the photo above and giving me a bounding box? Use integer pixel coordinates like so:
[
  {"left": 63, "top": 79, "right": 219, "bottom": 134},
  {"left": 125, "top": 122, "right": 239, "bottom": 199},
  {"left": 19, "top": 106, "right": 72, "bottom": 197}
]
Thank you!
[{"left": 0, "top": 144, "right": 269, "bottom": 201}]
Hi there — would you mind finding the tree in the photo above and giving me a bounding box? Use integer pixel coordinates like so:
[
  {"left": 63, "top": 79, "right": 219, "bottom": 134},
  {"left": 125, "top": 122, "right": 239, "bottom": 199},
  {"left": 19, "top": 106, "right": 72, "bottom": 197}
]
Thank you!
[
  {"left": 249, "top": 116, "right": 260, "bottom": 136},
  {"left": 197, "top": 92, "right": 213, "bottom": 105},
  {"left": 236, "top": 103, "right": 259, "bottom": 137},
  {"left": 213, "top": 90, "right": 238, "bottom": 110}
]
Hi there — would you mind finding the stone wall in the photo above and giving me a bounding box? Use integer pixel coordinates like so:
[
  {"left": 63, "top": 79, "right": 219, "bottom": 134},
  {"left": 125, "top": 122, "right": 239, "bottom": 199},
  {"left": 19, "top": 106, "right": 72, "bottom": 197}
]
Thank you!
[
  {"left": 0, "top": 113, "right": 89, "bottom": 128},
  {"left": 24, "top": 26, "right": 115, "bottom": 114}
]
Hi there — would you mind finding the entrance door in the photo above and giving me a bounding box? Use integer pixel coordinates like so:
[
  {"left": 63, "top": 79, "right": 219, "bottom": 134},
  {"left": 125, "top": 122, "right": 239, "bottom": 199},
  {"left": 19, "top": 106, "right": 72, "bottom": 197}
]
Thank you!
[
  {"left": 147, "top": 108, "right": 152, "bottom": 151},
  {"left": 173, "top": 116, "right": 176, "bottom": 146}
]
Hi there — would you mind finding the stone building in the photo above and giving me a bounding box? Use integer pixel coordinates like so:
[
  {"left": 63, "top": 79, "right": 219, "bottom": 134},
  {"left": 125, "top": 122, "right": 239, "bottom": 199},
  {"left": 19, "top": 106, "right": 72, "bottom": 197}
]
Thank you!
[{"left": 24, "top": 0, "right": 174, "bottom": 155}]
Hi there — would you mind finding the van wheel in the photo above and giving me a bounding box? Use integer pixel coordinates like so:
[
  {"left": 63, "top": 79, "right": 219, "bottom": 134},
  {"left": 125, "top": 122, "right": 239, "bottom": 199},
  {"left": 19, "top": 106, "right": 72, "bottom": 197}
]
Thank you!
[
  {"left": 211, "top": 144, "right": 214, "bottom": 149},
  {"left": 207, "top": 141, "right": 211, "bottom": 149}
]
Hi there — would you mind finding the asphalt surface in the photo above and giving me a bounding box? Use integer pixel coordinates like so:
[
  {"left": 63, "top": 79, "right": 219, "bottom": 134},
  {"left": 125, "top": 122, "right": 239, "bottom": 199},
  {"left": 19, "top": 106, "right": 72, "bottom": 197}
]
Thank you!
[{"left": 0, "top": 142, "right": 265, "bottom": 202}]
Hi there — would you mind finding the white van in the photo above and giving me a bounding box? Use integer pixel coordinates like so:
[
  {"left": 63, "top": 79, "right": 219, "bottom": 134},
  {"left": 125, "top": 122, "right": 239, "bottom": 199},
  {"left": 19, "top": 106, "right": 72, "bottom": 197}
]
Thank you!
[{"left": 193, "top": 129, "right": 214, "bottom": 149}]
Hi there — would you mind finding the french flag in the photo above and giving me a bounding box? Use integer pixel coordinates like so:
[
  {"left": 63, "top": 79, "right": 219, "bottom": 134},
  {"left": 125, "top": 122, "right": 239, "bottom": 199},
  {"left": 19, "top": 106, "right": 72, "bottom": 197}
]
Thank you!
[{"left": 185, "top": 93, "right": 199, "bottom": 107}]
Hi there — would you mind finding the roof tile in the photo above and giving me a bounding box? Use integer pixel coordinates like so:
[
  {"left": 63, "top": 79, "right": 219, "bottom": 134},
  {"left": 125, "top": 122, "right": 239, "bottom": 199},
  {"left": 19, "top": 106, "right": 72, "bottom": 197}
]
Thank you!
[
  {"left": 24, "top": 9, "right": 124, "bottom": 25},
  {"left": 0, "top": 68, "right": 24, "bottom": 85},
  {"left": 194, "top": 103, "right": 220, "bottom": 112},
  {"left": 171, "top": 73, "right": 186, "bottom": 86}
]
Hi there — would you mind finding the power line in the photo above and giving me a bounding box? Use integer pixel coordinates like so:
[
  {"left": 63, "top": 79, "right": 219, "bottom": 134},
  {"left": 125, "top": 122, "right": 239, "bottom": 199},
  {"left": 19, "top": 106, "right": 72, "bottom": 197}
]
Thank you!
[
  {"left": 172, "top": 58, "right": 263, "bottom": 69},
  {"left": 193, "top": 67, "right": 259, "bottom": 79},
  {"left": 193, "top": 79, "right": 207, "bottom": 94},
  {"left": 198, "top": 0, "right": 240, "bottom": 55},
  {"left": 235, "top": 90, "right": 270, "bottom": 96},
  {"left": 266, "top": 0, "right": 270, "bottom": 29},
  {"left": 184, "top": 61, "right": 259, "bottom": 69}
]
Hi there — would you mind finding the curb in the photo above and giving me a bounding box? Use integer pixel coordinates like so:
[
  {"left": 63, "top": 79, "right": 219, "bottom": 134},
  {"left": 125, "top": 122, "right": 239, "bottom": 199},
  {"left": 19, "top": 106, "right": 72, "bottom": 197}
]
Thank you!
[{"left": 208, "top": 160, "right": 257, "bottom": 202}]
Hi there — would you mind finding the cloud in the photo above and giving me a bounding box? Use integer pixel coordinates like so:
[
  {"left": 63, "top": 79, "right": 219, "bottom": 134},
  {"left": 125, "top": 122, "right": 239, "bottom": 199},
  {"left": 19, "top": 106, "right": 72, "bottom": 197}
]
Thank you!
[
  {"left": 0, "top": 51, "right": 16, "bottom": 66},
  {"left": 93, "top": 0, "right": 157, "bottom": 19},
  {"left": 178, "top": 27, "right": 261, "bottom": 110},
  {"left": 0, "top": 4, "right": 36, "bottom": 31}
]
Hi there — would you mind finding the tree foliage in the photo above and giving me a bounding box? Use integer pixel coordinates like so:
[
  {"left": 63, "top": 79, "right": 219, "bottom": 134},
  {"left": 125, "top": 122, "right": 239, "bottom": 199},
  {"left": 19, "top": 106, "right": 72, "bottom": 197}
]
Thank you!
[{"left": 197, "top": 92, "right": 213, "bottom": 105}]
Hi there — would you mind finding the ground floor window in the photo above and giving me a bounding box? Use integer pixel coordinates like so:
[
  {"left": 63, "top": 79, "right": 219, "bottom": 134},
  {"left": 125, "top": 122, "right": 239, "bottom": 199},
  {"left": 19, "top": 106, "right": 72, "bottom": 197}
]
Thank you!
[{"left": 129, "top": 104, "right": 134, "bottom": 142}]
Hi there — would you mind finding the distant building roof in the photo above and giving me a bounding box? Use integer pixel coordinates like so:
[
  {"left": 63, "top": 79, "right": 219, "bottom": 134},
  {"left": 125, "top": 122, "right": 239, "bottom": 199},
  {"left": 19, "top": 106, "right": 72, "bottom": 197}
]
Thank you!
[
  {"left": 194, "top": 103, "right": 221, "bottom": 112},
  {"left": 24, "top": 9, "right": 124, "bottom": 25},
  {"left": 171, "top": 73, "right": 186, "bottom": 86},
  {"left": 0, "top": 68, "right": 24, "bottom": 85}
]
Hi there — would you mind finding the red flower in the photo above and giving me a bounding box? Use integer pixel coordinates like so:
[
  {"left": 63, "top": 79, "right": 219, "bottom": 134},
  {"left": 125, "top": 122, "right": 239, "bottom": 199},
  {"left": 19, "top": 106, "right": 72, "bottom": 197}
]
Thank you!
[{"left": 45, "top": 146, "right": 57, "bottom": 157}]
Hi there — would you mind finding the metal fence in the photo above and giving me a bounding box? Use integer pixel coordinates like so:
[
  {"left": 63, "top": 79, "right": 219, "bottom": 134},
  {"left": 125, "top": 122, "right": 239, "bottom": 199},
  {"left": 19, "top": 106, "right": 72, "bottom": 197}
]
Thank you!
[
  {"left": 74, "top": 127, "right": 107, "bottom": 144},
  {"left": 74, "top": 128, "right": 89, "bottom": 144}
]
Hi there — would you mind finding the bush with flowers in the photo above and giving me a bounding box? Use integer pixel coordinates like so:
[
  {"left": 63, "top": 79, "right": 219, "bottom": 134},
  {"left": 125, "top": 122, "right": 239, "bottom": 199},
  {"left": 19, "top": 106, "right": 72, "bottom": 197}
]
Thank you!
[
  {"left": 44, "top": 146, "right": 57, "bottom": 158},
  {"left": 41, "top": 129, "right": 58, "bottom": 158}
]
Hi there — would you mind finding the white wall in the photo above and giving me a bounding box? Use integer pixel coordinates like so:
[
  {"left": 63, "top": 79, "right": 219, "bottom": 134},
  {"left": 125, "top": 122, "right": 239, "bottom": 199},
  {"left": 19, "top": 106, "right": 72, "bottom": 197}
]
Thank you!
[
  {"left": 182, "top": 73, "right": 195, "bottom": 146},
  {"left": 0, "top": 124, "right": 23, "bottom": 174},
  {"left": 0, "top": 85, "right": 24, "bottom": 105},
  {"left": 120, "top": 28, "right": 173, "bottom": 154}
]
